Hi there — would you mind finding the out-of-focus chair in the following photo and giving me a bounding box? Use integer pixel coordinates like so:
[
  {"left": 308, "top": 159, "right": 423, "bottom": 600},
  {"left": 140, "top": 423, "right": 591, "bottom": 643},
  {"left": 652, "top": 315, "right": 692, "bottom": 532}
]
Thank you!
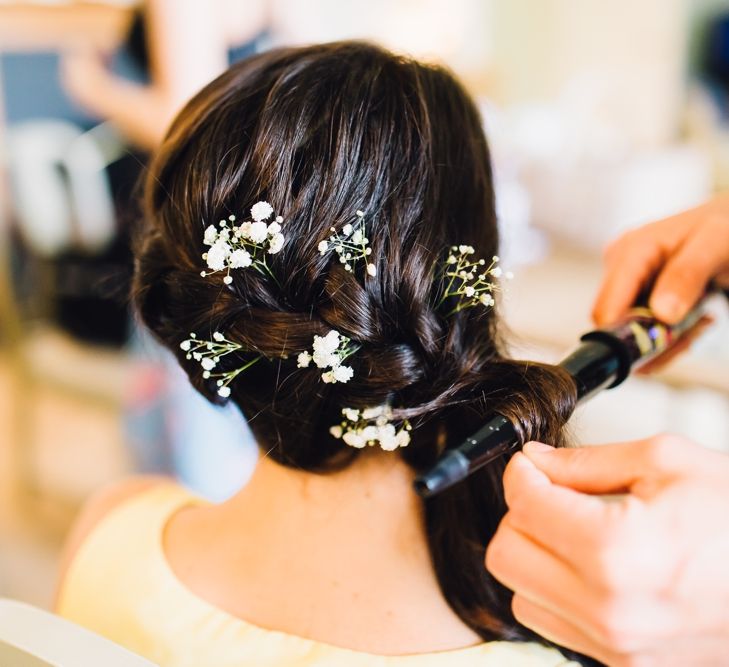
[{"left": 0, "top": 598, "right": 157, "bottom": 667}]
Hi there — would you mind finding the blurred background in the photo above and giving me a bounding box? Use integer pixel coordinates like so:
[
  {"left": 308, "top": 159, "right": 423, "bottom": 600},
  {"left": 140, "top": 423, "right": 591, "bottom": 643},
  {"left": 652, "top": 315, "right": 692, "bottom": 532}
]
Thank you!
[{"left": 1, "top": 0, "right": 728, "bottom": 609}]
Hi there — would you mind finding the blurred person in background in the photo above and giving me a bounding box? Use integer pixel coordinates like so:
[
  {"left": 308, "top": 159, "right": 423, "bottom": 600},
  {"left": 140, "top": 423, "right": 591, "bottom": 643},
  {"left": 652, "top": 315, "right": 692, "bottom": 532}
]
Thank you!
[
  {"left": 60, "top": 0, "right": 271, "bottom": 498},
  {"left": 62, "top": 0, "right": 269, "bottom": 150},
  {"left": 487, "top": 195, "right": 729, "bottom": 666}
]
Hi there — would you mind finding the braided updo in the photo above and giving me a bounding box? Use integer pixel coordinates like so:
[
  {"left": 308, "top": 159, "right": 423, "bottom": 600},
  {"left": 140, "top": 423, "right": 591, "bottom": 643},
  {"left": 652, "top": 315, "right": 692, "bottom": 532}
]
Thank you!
[{"left": 133, "top": 41, "right": 588, "bottom": 661}]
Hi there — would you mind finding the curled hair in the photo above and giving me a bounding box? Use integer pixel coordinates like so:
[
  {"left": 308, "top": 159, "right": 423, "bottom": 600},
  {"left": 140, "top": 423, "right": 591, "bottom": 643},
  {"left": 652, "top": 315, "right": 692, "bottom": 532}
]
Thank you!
[{"left": 133, "top": 42, "right": 590, "bottom": 662}]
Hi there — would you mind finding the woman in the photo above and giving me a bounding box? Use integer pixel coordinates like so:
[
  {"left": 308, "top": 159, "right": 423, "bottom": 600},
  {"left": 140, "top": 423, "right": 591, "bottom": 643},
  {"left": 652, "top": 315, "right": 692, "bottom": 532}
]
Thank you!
[{"left": 57, "top": 42, "right": 589, "bottom": 666}]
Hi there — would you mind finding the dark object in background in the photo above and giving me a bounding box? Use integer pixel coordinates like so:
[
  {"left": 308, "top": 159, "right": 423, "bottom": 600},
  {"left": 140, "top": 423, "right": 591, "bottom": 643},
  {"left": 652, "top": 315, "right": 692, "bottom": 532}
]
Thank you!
[
  {"left": 52, "top": 151, "right": 142, "bottom": 347},
  {"left": 702, "top": 13, "right": 729, "bottom": 118},
  {"left": 1, "top": 48, "right": 146, "bottom": 347}
]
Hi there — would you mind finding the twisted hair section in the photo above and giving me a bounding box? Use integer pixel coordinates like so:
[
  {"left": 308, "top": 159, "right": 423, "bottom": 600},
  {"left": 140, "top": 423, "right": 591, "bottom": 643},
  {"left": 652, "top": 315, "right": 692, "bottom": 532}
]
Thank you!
[{"left": 133, "top": 42, "right": 591, "bottom": 663}]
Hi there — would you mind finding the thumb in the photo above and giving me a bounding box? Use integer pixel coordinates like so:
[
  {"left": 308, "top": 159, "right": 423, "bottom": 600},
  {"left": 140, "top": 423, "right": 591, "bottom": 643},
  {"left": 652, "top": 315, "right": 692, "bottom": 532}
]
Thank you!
[
  {"left": 649, "top": 213, "right": 729, "bottom": 323},
  {"left": 522, "top": 438, "right": 687, "bottom": 496}
]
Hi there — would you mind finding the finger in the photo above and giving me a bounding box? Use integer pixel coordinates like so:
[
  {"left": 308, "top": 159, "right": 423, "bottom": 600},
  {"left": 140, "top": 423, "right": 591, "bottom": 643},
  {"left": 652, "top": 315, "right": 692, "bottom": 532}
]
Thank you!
[
  {"left": 522, "top": 440, "right": 662, "bottom": 496},
  {"left": 486, "top": 517, "right": 599, "bottom": 623},
  {"left": 592, "top": 234, "right": 666, "bottom": 326},
  {"left": 501, "top": 453, "right": 610, "bottom": 562},
  {"left": 650, "top": 215, "right": 729, "bottom": 323},
  {"left": 512, "top": 595, "right": 622, "bottom": 666}
]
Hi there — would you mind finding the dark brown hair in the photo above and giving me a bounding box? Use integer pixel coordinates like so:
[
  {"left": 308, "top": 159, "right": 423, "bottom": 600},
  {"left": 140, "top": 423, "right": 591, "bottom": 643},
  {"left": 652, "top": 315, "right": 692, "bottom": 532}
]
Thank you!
[{"left": 134, "top": 42, "right": 588, "bottom": 661}]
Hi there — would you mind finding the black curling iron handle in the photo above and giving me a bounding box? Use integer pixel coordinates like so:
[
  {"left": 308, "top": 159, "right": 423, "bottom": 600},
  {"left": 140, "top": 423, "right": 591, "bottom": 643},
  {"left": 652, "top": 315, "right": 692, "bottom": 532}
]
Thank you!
[
  {"left": 413, "top": 415, "right": 518, "bottom": 498},
  {"left": 414, "top": 297, "right": 710, "bottom": 498},
  {"left": 414, "top": 338, "right": 623, "bottom": 498}
]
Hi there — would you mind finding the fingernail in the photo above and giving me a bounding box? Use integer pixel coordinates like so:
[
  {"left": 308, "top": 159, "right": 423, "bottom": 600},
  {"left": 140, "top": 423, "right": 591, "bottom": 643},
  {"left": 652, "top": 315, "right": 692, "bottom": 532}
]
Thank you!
[
  {"left": 650, "top": 293, "right": 683, "bottom": 323},
  {"left": 523, "top": 441, "right": 554, "bottom": 454}
]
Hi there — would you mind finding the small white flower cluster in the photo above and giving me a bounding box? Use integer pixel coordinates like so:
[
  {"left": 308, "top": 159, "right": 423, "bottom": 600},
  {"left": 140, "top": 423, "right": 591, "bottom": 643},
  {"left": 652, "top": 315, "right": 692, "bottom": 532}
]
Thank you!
[
  {"left": 318, "top": 210, "right": 376, "bottom": 277},
  {"left": 329, "top": 405, "right": 412, "bottom": 451},
  {"left": 201, "top": 201, "right": 284, "bottom": 285},
  {"left": 179, "top": 332, "right": 260, "bottom": 398},
  {"left": 439, "top": 245, "right": 513, "bottom": 315},
  {"left": 297, "top": 330, "right": 356, "bottom": 384}
]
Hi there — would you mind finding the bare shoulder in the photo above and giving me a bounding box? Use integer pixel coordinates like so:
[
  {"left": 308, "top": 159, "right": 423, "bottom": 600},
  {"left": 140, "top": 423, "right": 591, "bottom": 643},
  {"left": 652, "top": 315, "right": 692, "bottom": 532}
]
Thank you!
[{"left": 54, "top": 475, "right": 171, "bottom": 607}]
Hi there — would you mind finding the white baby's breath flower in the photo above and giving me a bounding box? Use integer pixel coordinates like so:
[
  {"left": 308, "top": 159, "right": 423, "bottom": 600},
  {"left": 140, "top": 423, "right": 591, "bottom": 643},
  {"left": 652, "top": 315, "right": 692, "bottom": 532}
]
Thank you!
[
  {"left": 248, "top": 221, "right": 268, "bottom": 244},
  {"left": 239, "top": 222, "right": 252, "bottom": 239},
  {"left": 180, "top": 340, "right": 192, "bottom": 351},
  {"left": 439, "top": 246, "right": 509, "bottom": 316},
  {"left": 342, "top": 223, "right": 353, "bottom": 236},
  {"left": 396, "top": 430, "right": 411, "bottom": 447},
  {"left": 313, "top": 331, "right": 341, "bottom": 355},
  {"left": 366, "top": 263, "right": 377, "bottom": 277},
  {"left": 251, "top": 201, "right": 273, "bottom": 222},
  {"left": 377, "top": 424, "right": 398, "bottom": 451},
  {"left": 268, "top": 232, "right": 285, "bottom": 254},
  {"left": 267, "top": 221, "right": 281, "bottom": 235},
  {"left": 300, "top": 330, "right": 356, "bottom": 383},
  {"left": 361, "top": 425, "right": 379, "bottom": 442},
  {"left": 332, "top": 365, "right": 353, "bottom": 383},
  {"left": 311, "top": 351, "right": 329, "bottom": 368},
  {"left": 206, "top": 241, "right": 230, "bottom": 271},
  {"left": 229, "top": 248, "right": 252, "bottom": 268},
  {"left": 342, "top": 408, "right": 360, "bottom": 421},
  {"left": 203, "top": 225, "right": 218, "bottom": 246},
  {"left": 201, "top": 358, "right": 216, "bottom": 371},
  {"left": 342, "top": 431, "right": 365, "bottom": 448},
  {"left": 223, "top": 275, "right": 233, "bottom": 285},
  {"left": 333, "top": 403, "right": 411, "bottom": 451},
  {"left": 217, "top": 386, "right": 231, "bottom": 398},
  {"left": 213, "top": 332, "right": 224, "bottom": 342},
  {"left": 318, "top": 240, "right": 329, "bottom": 254},
  {"left": 362, "top": 406, "right": 384, "bottom": 420}
]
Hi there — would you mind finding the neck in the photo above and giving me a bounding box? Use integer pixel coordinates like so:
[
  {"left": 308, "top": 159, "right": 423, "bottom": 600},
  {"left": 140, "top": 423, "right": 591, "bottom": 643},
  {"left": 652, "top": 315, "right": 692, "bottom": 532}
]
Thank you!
[
  {"left": 223, "top": 448, "right": 427, "bottom": 555},
  {"left": 165, "top": 444, "right": 483, "bottom": 653}
]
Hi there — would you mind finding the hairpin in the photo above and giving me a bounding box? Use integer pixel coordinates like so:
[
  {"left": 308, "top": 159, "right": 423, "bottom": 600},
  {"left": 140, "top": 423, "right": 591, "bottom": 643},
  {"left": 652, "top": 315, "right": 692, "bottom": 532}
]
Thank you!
[
  {"left": 201, "top": 201, "right": 284, "bottom": 284},
  {"left": 329, "top": 405, "right": 411, "bottom": 451},
  {"left": 438, "top": 246, "right": 512, "bottom": 316},
  {"left": 297, "top": 330, "right": 356, "bottom": 383},
  {"left": 318, "top": 210, "right": 376, "bottom": 276}
]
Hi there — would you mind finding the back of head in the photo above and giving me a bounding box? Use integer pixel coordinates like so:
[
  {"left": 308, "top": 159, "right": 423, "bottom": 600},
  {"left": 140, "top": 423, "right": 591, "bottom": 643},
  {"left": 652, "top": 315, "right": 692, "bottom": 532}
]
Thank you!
[{"left": 134, "top": 41, "right": 582, "bottom": 657}]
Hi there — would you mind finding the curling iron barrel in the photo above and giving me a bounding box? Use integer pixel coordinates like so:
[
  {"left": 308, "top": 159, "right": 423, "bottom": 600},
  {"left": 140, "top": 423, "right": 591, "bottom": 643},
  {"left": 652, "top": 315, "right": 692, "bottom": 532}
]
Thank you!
[{"left": 414, "top": 298, "right": 709, "bottom": 498}]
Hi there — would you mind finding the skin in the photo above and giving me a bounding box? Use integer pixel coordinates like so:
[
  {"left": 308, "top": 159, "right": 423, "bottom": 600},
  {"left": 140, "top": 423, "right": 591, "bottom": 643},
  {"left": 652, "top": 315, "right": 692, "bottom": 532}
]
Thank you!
[
  {"left": 487, "top": 438, "right": 729, "bottom": 667},
  {"left": 58, "top": 452, "right": 481, "bottom": 655},
  {"left": 487, "top": 197, "right": 729, "bottom": 665},
  {"left": 592, "top": 194, "right": 729, "bottom": 326},
  {"left": 60, "top": 0, "right": 268, "bottom": 150}
]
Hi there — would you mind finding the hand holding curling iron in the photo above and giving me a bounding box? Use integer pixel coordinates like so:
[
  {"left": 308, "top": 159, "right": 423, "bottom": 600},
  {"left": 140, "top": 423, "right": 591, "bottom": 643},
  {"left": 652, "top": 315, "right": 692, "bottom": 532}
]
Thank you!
[{"left": 486, "top": 196, "right": 729, "bottom": 666}]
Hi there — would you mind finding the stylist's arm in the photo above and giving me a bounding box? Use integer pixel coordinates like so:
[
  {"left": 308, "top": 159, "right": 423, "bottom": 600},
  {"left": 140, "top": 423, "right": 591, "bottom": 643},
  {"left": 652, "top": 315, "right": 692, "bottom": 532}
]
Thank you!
[{"left": 486, "top": 195, "right": 729, "bottom": 666}]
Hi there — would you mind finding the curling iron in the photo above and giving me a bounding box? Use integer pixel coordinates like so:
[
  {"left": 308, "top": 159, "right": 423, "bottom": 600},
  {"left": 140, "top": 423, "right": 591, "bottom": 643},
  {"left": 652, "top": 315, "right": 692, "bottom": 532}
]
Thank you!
[{"left": 414, "top": 295, "right": 713, "bottom": 498}]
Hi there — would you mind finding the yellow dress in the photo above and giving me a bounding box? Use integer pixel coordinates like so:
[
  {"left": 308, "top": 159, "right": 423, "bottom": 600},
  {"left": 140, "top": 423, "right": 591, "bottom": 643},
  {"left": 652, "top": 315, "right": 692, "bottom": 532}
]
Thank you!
[{"left": 58, "top": 484, "right": 579, "bottom": 667}]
